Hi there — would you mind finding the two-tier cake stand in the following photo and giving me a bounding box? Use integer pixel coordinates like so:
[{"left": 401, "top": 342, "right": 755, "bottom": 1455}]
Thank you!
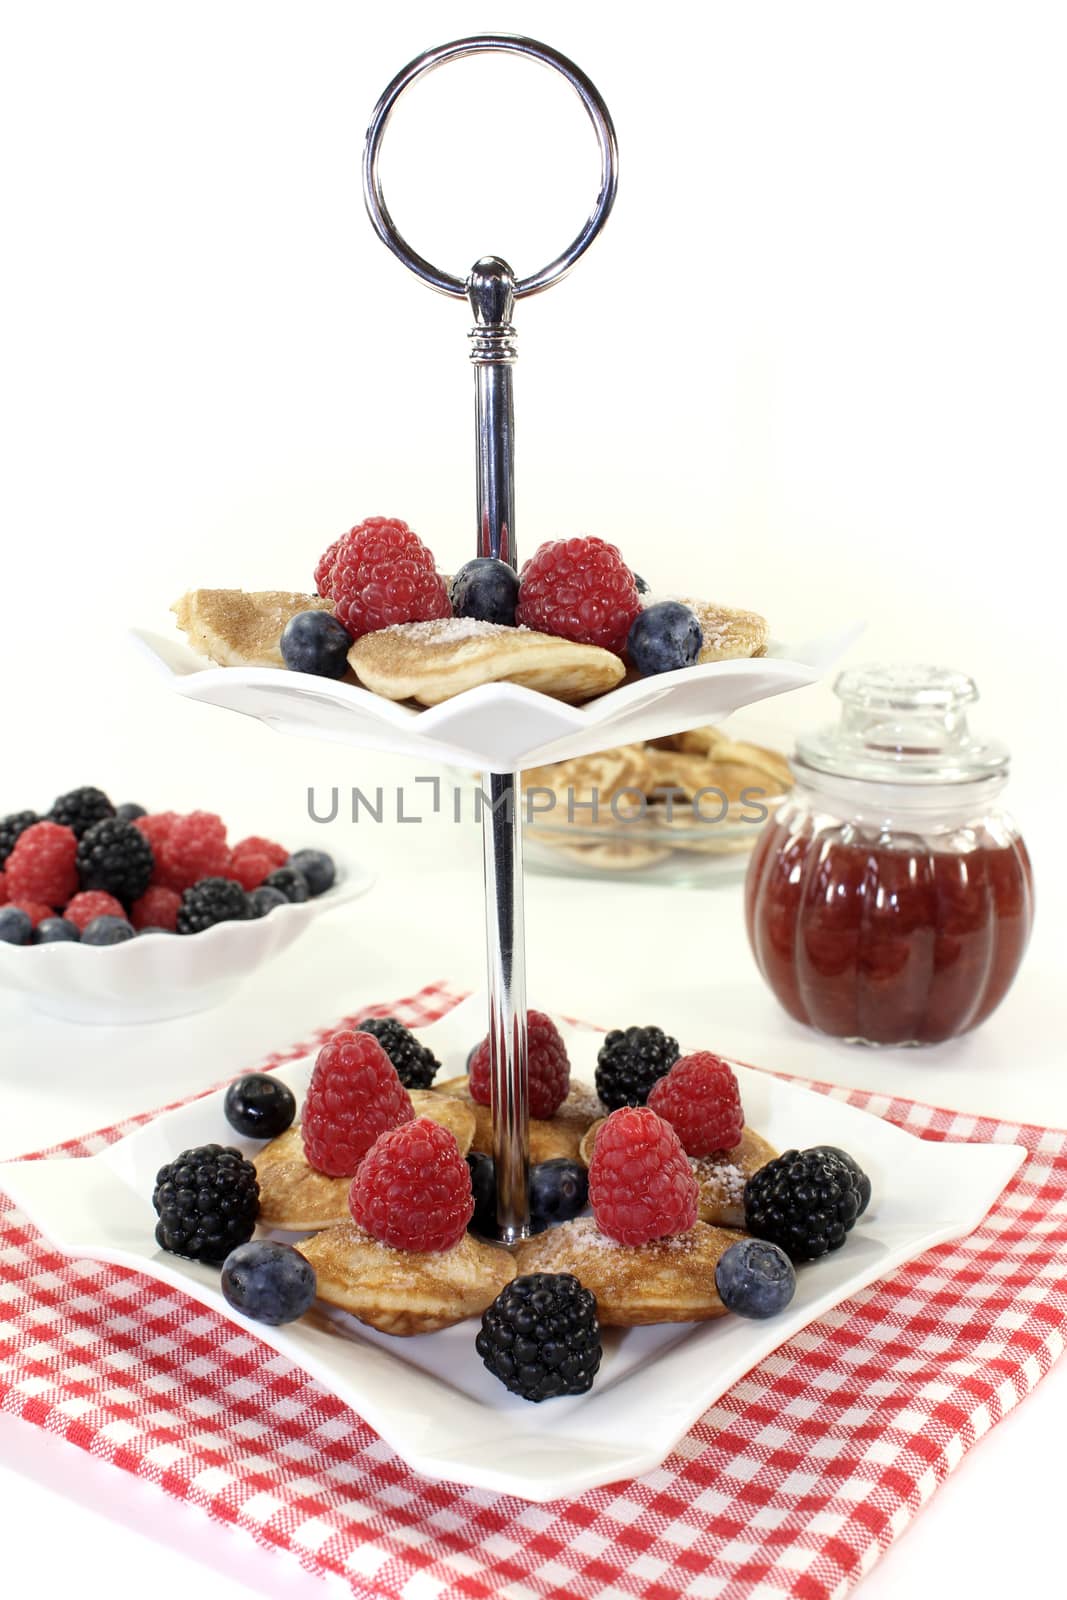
[{"left": 136, "top": 34, "right": 855, "bottom": 1243}]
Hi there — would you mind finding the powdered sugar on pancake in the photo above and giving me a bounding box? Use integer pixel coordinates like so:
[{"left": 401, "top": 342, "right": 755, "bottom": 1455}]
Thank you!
[{"left": 382, "top": 618, "right": 532, "bottom": 647}]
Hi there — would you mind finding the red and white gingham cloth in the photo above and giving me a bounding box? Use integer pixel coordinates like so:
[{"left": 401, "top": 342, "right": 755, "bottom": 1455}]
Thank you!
[{"left": 2, "top": 979, "right": 1066, "bottom": 1600}]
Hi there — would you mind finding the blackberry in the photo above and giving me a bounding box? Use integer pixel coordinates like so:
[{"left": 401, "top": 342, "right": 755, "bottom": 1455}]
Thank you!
[
  {"left": 76, "top": 818, "right": 154, "bottom": 902},
  {"left": 476, "top": 1273, "right": 601, "bottom": 1401},
  {"left": 595, "top": 1025, "right": 680, "bottom": 1110},
  {"left": 810, "top": 1145, "right": 872, "bottom": 1216},
  {"left": 744, "top": 1148, "right": 865, "bottom": 1263},
  {"left": 355, "top": 1016, "right": 440, "bottom": 1089},
  {"left": 49, "top": 786, "right": 115, "bottom": 839},
  {"left": 153, "top": 1144, "right": 259, "bottom": 1264},
  {"left": 176, "top": 877, "right": 252, "bottom": 935},
  {"left": 0, "top": 811, "right": 38, "bottom": 867},
  {"left": 263, "top": 866, "right": 309, "bottom": 904},
  {"left": 633, "top": 572, "right": 650, "bottom": 594}
]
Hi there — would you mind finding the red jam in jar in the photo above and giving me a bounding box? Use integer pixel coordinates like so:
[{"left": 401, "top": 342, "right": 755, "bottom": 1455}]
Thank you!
[{"left": 744, "top": 666, "right": 1034, "bottom": 1046}]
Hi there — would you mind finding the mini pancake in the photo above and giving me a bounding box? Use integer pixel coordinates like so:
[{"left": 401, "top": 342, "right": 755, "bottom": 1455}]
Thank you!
[
  {"left": 677, "top": 599, "right": 769, "bottom": 664},
  {"left": 255, "top": 1092, "right": 477, "bottom": 1231},
  {"left": 347, "top": 618, "right": 625, "bottom": 706},
  {"left": 434, "top": 1075, "right": 606, "bottom": 1165},
  {"left": 514, "top": 1216, "right": 740, "bottom": 1326},
  {"left": 302, "top": 1221, "right": 516, "bottom": 1335},
  {"left": 172, "top": 589, "right": 333, "bottom": 668}
]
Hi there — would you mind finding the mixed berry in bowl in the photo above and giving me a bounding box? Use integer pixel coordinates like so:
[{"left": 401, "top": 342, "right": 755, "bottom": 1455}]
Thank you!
[{"left": 0, "top": 784, "right": 336, "bottom": 947}]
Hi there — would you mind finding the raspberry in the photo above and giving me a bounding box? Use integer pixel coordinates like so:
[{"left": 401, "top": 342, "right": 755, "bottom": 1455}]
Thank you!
[
  {"left": 4, "top": 822, "right": 78, "bottom": 908},
  {"left": 588, "top": 1106, "right": 699, "bottom": 1246},
  {"left": 135, "top": 812, "right": 179, "bottom": 862},
  {"left": 302, "top": 1030, "right": 414, "bottom": 1177},
  {"left": 227, "top": 836, "right": 287, "bottom": 891},
  {"left": 231, "top": 836, "right": 288, "bottom": 870},
  {"left": 647, "top": 1051, "right": 745, "bottom": 1157},
  {"left": 0, "top": 873, "right": 7, "bottom": 906},
  {"left": 350, "top": 1118, "right": 473, "bottom": 1252},
  {"left": 11, "top": 899, "right": 55, "bottom": 927},
  {"left": 227, "top": 851, "right": 276, "bottom": 891},
  {"left": 314, "top": 534, "right": 346, "bottom": 599},
  {"left": 468, "top": 1009, "right": 570, "bottom": 1120},
  {"left": 329, "top": 517, "right": 451, "bottom": 639},
  {"left": 516, "top": 537, "right": 642, "bottom": 655},
  {"left": 64, "top": 890, "right": 126, "bottom": 932},
  {"left": 129, "top": 885, "right": 182, "bottom": 932},
  {"left": 155, "top": 811, "right": 230, "bottom": 891}
]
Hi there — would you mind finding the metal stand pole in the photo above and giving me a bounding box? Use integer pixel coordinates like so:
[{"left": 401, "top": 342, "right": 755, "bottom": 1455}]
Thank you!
[
  {"left": 469, "top": 257, "right": 517, "bottom": 566},
  {"left": 362, "top": 33, "right": 618, "bottom": 1243},
  {"left": 479, "top": 773, "right": 529, "bottom": 1241}
]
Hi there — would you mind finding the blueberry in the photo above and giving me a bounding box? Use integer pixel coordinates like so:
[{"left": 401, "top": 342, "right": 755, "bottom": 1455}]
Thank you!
[
  {"left": 250, "top": 885, "right": 288, "bottom": 917},
  {"left": 627, "top": 601, "right": 703, "bottom": 677},
  {"left": 449, "top": 558, "right": 519, "bottom": 626},
  {"left": 715, "top": 1238, "right": 796, "bottom": 1319},
  {"left": 81, "top": 915, "right": 136, "bottom": 946},
  {"left": 263, "top": 867, "right": 309, "bottom": 904},
  {"left": 224, "top": 1073, "right": 297, "bottom": 1139},
  {"left": 633, "top": 572, "right": 649, "bottom": 594},
  {"left": 280, "top": 610, "right": 353, "bottom": 679},
  {"left": 0, "top": 907, "right": 33, "bottom": 946},
  {"left": 467, "top": 1152, "right": 498, "bottom": 1238},
  {"left": 810, "top": 1146, "right": 872, "bottom": 1216},
  {"left": 33, "top": 917, "right": 80, "bottom": 944},
  {"left": 286, "top": 848, "right": 335, "bottom": 897},
  {"left": 221, "top": 1240, "right": 317, "bottom": 1326},
  {"left": 115, "top": 802, "right": 147, "bottom": 823},
  {"left": 529, "top": 1159, "right": 589, "bottom": 1233}
]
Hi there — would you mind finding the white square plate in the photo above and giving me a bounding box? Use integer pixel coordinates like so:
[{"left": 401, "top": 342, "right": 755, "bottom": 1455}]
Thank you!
[
  {"left": 131, "top": 622, "right": 861, "bottom": 772},
  {"left": 0, "top": 994, "right": 1023, "bottom": 1501}
]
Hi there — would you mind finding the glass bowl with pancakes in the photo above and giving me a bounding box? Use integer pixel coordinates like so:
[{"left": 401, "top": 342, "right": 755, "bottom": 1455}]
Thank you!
[{"left": 520, "top": 725, "right": 793, "bottom": 884}]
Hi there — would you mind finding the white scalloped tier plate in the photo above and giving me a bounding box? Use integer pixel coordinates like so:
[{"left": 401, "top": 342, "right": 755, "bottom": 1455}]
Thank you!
[
  {"left": 131, "top": 622, "right": 862, "bottom": 772},
  {"left": 0, "top": 855, "right": 374, "bottom": 1023},
  {"left": 0, "top": 993, "right": 1022, "bottom": 1498}
]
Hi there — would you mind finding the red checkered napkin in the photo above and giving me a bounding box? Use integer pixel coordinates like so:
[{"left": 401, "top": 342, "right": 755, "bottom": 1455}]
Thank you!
[{"left": 2, "top": 981, "right": 1066, "bottom": 1600}]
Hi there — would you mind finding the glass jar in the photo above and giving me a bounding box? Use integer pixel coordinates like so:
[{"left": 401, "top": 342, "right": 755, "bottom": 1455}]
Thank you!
[{"left": 744, "top": 665, "right": 1034, "bottom": 1046}]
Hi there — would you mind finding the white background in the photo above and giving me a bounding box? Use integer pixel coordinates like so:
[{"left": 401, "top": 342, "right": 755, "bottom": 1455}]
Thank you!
[{"left": 2, "top": 3, "right": 1067, "bottom": 1598}]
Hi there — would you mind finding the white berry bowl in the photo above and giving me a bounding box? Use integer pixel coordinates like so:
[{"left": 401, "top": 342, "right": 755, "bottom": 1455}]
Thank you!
[{"left": 0, "top": 856, "right": 374, "bottom": 1024}]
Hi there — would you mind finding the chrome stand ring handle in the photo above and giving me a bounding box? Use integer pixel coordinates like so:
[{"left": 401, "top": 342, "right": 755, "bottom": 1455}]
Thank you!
[{"left": 362, "top": 32, "right": 619, "bottom": 301}]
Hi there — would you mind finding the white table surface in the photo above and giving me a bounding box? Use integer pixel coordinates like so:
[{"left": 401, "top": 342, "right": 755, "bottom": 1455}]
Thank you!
[{"left": 2, "top": 760, "right": 1064, "bottom": 1600}]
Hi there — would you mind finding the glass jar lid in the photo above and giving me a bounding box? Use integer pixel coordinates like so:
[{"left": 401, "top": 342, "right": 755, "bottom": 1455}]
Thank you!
[{"left": 794, "top": 663, "right": 1010, "bottom": 786}]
